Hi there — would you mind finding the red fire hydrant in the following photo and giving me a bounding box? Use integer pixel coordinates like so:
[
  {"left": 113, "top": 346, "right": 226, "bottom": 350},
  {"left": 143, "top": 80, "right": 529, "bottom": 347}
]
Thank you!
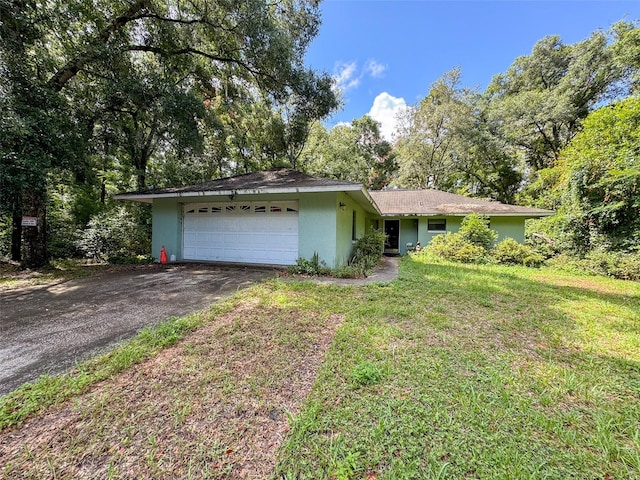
[{"left": 160, "top": 245, "right": 168, "bottom": 264}]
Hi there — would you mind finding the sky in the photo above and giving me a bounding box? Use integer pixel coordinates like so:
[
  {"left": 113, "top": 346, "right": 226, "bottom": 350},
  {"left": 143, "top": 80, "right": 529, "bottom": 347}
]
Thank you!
[{"left": 304, "top": 0, "right": 640, "bottom": 140}]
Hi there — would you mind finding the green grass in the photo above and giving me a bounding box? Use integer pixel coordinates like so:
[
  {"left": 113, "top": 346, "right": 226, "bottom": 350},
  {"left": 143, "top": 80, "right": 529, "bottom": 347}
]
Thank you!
[
  {"left": 0, "top": 308, "right": 211, "bottom": 431},
  {"left": 1, "top": 256, "right": 638, "bottom": 479},
  {"left": 275, "top": 257, "right": 640, "bottom": 479}
]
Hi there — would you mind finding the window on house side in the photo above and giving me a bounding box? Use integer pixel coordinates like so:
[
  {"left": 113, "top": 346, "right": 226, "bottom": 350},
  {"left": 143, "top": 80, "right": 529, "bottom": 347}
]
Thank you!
[{"left": 428, "top": 219, "right": 446, "bottom": 232}]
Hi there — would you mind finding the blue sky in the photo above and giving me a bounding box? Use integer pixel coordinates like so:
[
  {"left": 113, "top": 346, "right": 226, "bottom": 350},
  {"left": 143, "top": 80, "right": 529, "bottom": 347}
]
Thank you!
[{"left": 304, "top": 0, "right": 640, "bottom": 139}]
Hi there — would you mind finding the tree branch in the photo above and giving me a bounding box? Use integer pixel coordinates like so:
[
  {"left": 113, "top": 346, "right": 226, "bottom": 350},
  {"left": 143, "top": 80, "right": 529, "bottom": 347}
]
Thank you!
[{"left": 47, "top": 0, "right": 151, "bottom": 92}]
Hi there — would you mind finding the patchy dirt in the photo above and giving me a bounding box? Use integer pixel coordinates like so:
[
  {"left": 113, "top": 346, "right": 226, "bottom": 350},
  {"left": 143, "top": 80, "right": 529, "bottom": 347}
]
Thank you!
[
  {"left": 0, "top": 263, "right": 276, "bottom": 396},
  {"left": 0, "top": 300, "right": 343, "bottom": 479}
]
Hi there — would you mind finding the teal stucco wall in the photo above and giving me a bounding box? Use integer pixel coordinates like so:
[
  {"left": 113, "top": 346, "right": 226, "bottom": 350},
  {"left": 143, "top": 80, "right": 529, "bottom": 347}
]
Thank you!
[
  {"left": 490, "top": 217, "right": 526, "bottom": 243},
  {"left": 152, "top": 198, "right": 182, "bottom": 261},
  {"left": 335, "top": 192, "right": 367, "bottom": 267},
  {"left": 298, "top": 192, "right": 339, "bottom": 267}
]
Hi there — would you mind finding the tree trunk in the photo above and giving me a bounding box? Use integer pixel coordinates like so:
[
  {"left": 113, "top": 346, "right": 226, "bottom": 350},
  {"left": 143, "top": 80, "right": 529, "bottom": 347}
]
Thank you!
[
  {"left": 11, "top": 208, "right": 22, "bottom": 262},
  {"left": 21, "top": 189, "right": 48, "bottom": 269}
]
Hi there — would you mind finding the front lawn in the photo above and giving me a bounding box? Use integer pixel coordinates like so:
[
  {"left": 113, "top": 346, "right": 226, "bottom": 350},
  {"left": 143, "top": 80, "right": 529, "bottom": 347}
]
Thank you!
[{"left": 1, "top": 257, "right": 638, "bottom": 479}]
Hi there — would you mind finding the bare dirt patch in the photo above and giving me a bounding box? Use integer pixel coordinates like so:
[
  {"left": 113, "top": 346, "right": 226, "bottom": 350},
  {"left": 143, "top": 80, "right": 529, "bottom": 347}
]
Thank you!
[{"left": 0, "top": 301, "right": 343, "bottom": 479}]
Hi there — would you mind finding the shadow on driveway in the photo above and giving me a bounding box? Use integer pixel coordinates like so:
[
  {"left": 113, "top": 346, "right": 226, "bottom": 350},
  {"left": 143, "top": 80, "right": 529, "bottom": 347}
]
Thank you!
[{"left": 0, "top": 264, "right": 275, "bottom": 396}]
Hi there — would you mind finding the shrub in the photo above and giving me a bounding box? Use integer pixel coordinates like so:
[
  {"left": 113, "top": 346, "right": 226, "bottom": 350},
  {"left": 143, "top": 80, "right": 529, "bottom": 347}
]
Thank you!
[
  {"left": 76, "top": 207, "right": 150, "bottom": 262},
  {"left": 428, "top": 232, "right": 487, "bottom": 264},
  {"left": 548, "top": 250, "right": 640, "bottom": 281},
  {"left": 459, "top": 214, "right": 498, "bottom": 250},
  {"left": 287, "top": 252, "right": 330, "bottom": 276},
  {"left": 494, "top": 237, "right": 543, "bottom": 267},
  {"left": 349, "top": 229, "right": 386, "bottom": 273}
]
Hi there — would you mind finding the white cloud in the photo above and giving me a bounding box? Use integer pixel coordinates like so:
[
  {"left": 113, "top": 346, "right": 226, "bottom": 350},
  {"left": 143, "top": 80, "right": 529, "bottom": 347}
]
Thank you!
[
  {"left": 333, "top": 61, "right": 360, "bottom": 92},
  {"left": 368, "top": 92, "right": 408, "bottom": 141},
  {"left": 365, "top": 59, "right": 386, "bottom": 78}
]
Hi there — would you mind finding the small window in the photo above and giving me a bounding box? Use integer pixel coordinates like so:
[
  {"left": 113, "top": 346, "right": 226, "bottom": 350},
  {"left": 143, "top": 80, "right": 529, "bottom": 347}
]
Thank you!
[
  {"left": 226, "top": 205, "right": 236, "bottom": 213},
  {"left": 211, "top": 205, "right": 222, "bottom": 213},
  {"left": 428, "top": 218, "right": 446, "bottom": 232},
  {"left": 270, "top": 205, "right": 282, "bottom": 213},
  {"left": 254, "top": 205, "right": 266, "bottom": 213},
  {"left": 185, "top": 207, "right": 196, "bottom": 214},
  {"left": 239, "top": 204, "right": 251, "bottom": 213},
  {"left": 286, "top": 206, "right": 298, "bottom": 212},
  {"left": 352, "top": 210, "right": 357, "bottom": 241},
  {"left": 198, "top": 206, "right": 208, "bottom": 213}
]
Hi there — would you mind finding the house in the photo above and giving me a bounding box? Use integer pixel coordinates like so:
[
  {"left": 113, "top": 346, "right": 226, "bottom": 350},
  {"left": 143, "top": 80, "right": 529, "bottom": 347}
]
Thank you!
[{"left": 115, "top": 169, "right": 553, "bottom": 267}]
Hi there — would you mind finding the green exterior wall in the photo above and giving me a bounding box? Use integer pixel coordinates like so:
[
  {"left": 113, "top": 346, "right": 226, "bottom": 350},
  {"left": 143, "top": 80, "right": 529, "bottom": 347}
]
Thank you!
[
  {"left": 298, "top": 192, "right": 339, "bottom": 267},
  {"left": 490, "top": 217, "right": 526, "bottom": 243},
  {"left": 335, "top": 192, "right": 367, "bottom": 267},
  {"left": 150, "top": 192, "right": 529, "bottom": 267},
  {"left": 399, "top": 218, "right": 419, "bottom": 254},
  {"left": 152, "top": 198, "right": 182, "bottom": 261}
]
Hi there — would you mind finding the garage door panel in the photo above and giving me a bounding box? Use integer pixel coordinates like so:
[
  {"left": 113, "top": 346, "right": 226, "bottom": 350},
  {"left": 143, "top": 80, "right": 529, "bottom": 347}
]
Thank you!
[{"left": 183, "top": 202, "right": 298, "bottom": 265}]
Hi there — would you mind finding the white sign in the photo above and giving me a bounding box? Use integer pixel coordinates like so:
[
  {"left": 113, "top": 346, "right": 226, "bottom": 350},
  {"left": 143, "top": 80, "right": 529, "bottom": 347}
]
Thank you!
[{"left": 21, "top": 216, "right": 38, "bottom": 227}]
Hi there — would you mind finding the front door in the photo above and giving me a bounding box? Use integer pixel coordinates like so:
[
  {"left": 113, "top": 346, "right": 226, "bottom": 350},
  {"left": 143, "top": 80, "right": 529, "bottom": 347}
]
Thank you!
[{"left": 384, "top": 220, "right": 400, "bottom": 254}]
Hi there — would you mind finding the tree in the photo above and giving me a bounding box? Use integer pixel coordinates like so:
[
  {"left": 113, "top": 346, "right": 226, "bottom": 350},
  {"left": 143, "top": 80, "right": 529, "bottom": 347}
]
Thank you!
[
  {"left": 394, "top": 69, "right": 522, "bottom": 203},
  {"left": 394, "top": 69, "right": 463, "bottom": 190},
  {"left": 485, "top": 31, "right": 618, "bottom": 171},
  {"left": 555, "top": 97, "right": 640, "bottom": 252},
  {"left": 0, "top": 0, "right": 337, "bottom": 267},
  {"left": 300, "top": 115, "right": 395, "bottom": 188}
]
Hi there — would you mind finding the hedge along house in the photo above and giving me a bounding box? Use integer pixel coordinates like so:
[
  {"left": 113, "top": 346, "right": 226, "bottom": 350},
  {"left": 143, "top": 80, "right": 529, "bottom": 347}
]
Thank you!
[{"left": 115, "top": 169, "right": 553, "bottom": 266}]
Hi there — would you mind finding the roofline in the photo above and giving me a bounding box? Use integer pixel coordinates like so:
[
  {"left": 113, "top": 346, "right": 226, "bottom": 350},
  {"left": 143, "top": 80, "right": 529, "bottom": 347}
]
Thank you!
[
  {"left": 359, "top": 186, "right": 382, "bottom": 215},
  {"left": 379, "top": 212, "right": 555, "bottom": 217},
  {"left": 114, "top": 183, "right": 363, "bottom": 202}
]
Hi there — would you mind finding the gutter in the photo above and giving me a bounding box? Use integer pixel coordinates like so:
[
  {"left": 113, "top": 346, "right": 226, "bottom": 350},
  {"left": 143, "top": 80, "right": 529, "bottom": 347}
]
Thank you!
[{"left": 114, "top": 184, "right": 364, "bottom": 202}]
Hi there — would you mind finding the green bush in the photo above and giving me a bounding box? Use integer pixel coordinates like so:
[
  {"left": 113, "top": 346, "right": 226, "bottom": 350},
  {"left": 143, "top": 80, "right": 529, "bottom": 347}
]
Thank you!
[
  {"left": 494, "top": 237, "right": 543, "bottom": 267},
  {"left": 76, "top": 207, "right": 151, "bottom": 261},
  {"left": 459, "top": 214, "right": 498, "bottom": 250},
  {"left": 549, "top": 250, "right": 640, "bottom": 281},
  {"left": 288, "top": 252, "right": 330, "bottom": 276},
  {"left": 428, "top": 232, "right": 487, "bottom": 264},
  {"left": 349, "top": 229, "right": 386, "bottom": 274}
]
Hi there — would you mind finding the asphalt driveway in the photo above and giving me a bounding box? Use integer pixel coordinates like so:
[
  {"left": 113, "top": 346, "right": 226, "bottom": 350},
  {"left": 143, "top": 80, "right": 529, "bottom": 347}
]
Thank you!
[{"left": 0, "top": 264, "right": 275, "bottom": 396}]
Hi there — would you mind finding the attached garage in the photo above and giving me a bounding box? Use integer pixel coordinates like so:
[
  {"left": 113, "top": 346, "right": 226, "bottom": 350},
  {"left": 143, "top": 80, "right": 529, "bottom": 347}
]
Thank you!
[{"left": 182, "top": 201, "right": 299, "bottom": 265}]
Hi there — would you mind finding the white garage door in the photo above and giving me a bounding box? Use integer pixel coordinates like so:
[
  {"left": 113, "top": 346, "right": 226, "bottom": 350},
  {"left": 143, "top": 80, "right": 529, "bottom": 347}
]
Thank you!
[{"left": 182, "top": 201, "right": 299, "bottom": 265}]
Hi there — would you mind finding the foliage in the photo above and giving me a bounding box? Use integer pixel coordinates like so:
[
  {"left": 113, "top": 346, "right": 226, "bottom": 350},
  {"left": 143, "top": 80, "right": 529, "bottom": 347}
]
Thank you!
[
  {"left": 458, "top": 214, "right": 498, "bottom": 250},
  {"left": 76, "top": 207, "right": 150, "bottom": 261},
  {"left": 0, "top": 0, "right": 337, "bottom": 268},
  {"left": 494, "top": 237, "right": 544, "bottom": 267},
  {"left": 549, "top": 250, "right": 640, "bottom": 281},
  {"left": 287, "top": 252, "right": 330, "bottom": 276},
  {"left": 348, "top": 228, "right": 387, "bottom": 274},
  {"left": 300, "top": 116, "right": 396, "bottom": 189},
  {"left": 427, "top": 233, "right": 488, "bottom": 264},
  {"left": 426, "top": 215, "right": 498, "bottom": 264}
]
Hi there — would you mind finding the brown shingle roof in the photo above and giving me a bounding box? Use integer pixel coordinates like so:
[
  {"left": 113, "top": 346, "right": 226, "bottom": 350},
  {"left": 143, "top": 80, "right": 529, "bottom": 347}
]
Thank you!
[
  {"left": 134, "top": 168, "right": 360, "bottom": 195},
  {"left": 369, "top": 189, "right": 553, "bottom": 217}
]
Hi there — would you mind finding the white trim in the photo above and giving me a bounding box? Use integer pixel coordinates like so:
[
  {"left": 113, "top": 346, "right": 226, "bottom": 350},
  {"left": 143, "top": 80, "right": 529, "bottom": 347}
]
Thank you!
[{"left": 114, "top": 184, "right": 362, "bottom": 202}]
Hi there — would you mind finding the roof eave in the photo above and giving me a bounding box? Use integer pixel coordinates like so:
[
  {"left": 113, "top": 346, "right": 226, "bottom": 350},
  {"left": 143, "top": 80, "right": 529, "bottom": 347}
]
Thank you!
[{"left": 114, "top": 184, "right": 363, "bottom": 202}]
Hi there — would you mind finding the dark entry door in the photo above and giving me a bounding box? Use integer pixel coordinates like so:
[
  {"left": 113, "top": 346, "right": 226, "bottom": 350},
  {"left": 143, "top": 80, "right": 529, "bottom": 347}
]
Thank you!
[{"left": 384, "top": 220, "right": 400, "bottom": 253}]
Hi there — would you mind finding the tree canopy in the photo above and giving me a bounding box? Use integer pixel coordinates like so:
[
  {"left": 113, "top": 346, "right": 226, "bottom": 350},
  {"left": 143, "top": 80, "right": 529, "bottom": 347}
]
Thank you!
[{"left": 0, "top": 0, "right": 338, "bottom": 267}]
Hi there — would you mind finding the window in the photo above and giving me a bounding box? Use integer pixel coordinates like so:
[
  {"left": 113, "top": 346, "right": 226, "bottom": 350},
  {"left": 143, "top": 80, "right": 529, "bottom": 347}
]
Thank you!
[
  {"left": 352, "top": 210, "right": 357, "bottom": 241},
  {"left": 427, "top": 218, "right": 446, "bottom": 232},
  {"left": 198, "top": 206, "right": 209, "bottom": 213}
]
